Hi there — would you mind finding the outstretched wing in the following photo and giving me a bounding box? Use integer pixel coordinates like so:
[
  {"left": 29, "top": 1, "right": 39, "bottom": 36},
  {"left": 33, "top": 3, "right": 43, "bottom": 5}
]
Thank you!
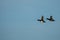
[
  {"left": 50, "top": 16, "right": 53, "bottom": 19},
  {"left": 37, "top": 19, "right": 41, "bottom": 21},
  {"left": 41, "top": 16, "right": 44, "bottom": 20}
]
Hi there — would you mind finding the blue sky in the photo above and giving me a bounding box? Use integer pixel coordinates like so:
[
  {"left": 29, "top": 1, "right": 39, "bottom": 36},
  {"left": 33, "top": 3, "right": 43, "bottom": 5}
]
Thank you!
[{"left": 0, "top": 0, "right": 60, "bottom": 40}]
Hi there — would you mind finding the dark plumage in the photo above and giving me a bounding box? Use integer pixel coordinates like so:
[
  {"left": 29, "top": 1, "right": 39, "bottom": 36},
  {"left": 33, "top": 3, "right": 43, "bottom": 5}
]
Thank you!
[
  {"left": 46, "top": 16, "right": 55, "bottom": 21},
  {"left": 37, "top": 16, "right": 45, "bottom": 23}
]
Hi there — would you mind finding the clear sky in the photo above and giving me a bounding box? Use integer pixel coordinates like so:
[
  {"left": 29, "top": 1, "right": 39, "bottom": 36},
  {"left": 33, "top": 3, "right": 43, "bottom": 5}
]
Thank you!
[{"left": 0, "top": 0, "right": 60, "bottom": 40}]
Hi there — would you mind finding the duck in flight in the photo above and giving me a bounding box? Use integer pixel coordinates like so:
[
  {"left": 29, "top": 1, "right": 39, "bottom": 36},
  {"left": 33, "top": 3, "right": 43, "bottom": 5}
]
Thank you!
[
  {"left": 46, "top": 16, "right": 55, "bottom": 21},
  {"left": 37, "top": 16, "right": 45, "bottom": 23}
]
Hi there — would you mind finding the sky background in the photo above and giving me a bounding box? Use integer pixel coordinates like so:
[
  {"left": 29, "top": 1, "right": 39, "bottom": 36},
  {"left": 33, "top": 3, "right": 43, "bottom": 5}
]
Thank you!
[{"left": 0, "top": 0, "right": 60, "bottom": 40}]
